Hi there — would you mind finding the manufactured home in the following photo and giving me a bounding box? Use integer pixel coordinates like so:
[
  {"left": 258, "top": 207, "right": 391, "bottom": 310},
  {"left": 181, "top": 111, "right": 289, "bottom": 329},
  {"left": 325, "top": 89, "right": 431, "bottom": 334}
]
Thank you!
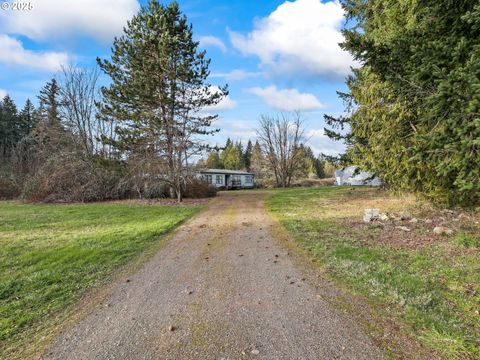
[{"left": 199, "top": 169, "right": 255, "bottom": 189}]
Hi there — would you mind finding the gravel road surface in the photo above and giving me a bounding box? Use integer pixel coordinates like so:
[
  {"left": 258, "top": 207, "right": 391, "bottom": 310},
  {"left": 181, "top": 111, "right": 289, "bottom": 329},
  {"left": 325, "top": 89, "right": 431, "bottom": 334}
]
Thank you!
[{"left": 45, "top": 191, "right": 383, "bottom": 360}]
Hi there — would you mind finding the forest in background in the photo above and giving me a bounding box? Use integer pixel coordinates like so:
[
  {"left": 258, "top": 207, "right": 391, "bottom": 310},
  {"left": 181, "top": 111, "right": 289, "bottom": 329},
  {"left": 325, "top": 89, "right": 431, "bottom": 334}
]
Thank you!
[
  {"left": 197, "top": 136, "right": 335, "bottom": 186},
  {"left": 2, "top": 0, "right": 479, "bottom": 208}
]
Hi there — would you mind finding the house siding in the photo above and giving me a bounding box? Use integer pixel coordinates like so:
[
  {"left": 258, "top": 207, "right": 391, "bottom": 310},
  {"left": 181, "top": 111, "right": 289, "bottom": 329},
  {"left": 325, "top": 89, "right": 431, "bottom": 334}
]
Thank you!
[{"left": 199, "top": 171, "right": 254, "bottom": 189}]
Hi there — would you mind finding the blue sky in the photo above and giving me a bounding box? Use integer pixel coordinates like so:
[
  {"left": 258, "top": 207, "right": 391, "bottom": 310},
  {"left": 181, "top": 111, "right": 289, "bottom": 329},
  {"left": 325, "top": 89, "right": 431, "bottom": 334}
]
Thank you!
[{"left": 0, "top": 0, "right": 354, "bottom": 155}]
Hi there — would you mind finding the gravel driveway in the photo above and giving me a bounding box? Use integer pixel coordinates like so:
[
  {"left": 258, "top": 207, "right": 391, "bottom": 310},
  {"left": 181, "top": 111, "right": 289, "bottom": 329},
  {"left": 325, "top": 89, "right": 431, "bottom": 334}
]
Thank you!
[{"left": 45, "top": 191, "right": 383, "bottom": 360}]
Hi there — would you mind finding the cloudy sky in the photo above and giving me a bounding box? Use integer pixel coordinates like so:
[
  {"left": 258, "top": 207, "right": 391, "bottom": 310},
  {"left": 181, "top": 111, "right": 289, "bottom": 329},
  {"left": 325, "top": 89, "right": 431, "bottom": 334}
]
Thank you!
[{"left": 0, "top": 0, "right": 355, "bottom": 156}]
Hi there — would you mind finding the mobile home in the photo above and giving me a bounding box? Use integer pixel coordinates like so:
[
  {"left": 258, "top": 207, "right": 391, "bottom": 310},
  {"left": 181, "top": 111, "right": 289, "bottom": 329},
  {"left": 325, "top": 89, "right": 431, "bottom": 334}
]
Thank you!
[{"left": 199, "top": 169, "right": 255, "bottom": 189}]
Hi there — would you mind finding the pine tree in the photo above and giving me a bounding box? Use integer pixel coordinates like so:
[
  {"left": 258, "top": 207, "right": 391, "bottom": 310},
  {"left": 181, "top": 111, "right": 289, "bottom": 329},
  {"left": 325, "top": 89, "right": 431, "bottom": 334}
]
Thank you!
[
  {"left": 35, "top": 79, "right": 70, "bottom": 154},
  {"left": 0, "top": 95, "right": 19, "bottom": 159},
  {"left": 234, "top": 141, "right": 245, "bottom": 169},
  {"left": 38, "top": 79, "right": 62, "bottom": 126},
  {"left": 97, "top": 0, "right": 227, "bottom": 201},
  {"left": 244, "top": 139, "right": 253, "bottom": 170},
  {"left": 250, "top": 140, "right": 266, "bottom": 180},
  {"left": 19, "top": 99, "right": 37, "bottom": 137},
  {"left": 220, "top": 138, "right": 232, "bottom": 166}
]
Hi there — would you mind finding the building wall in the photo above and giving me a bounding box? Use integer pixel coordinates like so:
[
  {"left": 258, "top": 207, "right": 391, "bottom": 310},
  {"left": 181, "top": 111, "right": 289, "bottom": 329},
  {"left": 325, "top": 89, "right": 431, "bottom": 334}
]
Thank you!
[
  {"left": 201, "top": 173, "right": 254, "bottom": 188},
  {"left": 227, "top": 174, "right": 254, "bottom": 188},
  {"left": 214, "top": 174, "right": 225, "bottom": 187}
]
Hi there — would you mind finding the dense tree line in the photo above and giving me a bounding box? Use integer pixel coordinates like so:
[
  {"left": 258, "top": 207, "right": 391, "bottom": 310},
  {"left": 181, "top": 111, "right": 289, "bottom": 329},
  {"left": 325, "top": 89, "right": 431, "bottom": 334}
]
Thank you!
[
  {"left": 0, "top": 96, "right": 38, "bottom": 161},
  {"left": 199, "top": 113, "right": 335, "bottom": 188},
  {"left": 326, "top": 0, "right": 480, "bottom": 207},
  {"left": 0, "top": 1, "right": 222, "bottom": 202},
  {"left": 203, "top": 138, "right": 254, "bottom": 171}
]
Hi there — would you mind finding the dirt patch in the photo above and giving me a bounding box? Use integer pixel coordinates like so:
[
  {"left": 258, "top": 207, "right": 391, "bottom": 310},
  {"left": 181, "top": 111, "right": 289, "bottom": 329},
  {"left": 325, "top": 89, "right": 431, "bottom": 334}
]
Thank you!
[
  {"left": 338, "top": 189, "right": 479, "bottom": 250},
  {"left": 106, "top": 197, "right": 212, "bottom": 207}
]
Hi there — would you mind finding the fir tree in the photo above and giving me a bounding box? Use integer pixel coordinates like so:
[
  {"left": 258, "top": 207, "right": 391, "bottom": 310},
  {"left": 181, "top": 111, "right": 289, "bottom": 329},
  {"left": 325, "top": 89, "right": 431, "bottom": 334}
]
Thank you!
[
  {"left": 0, "top": 95, "right": 19, "bottom": 159},
  {"left": 220, "top": 138, "right": 232, "bottom": 166},
  {"left": 250, "top": 140, "right": 266, "bottom": 179},
  {"left": 97, "top": 0, "right": 227, "bottom": 201},
  {"left": 326, "top": 0, "right": 480, "bottom": 206},
  {"left": 244, "top": 139, "right": 253, "bottom": 170},
  {"left": 19, "top": 99, "right": 37, "bottom": 136},
  {"left": 38, "top": 79, "right": 62, "bottom": 126},
  {"left": 220, "top": 139, "right": 244, "bottom": 170}
]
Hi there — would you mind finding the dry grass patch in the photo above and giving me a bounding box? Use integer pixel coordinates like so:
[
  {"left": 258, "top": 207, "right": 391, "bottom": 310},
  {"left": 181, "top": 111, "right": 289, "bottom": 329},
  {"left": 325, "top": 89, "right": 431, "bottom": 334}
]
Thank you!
[{"left": 267, "top": 186, "right": 480, "bottom": 359}]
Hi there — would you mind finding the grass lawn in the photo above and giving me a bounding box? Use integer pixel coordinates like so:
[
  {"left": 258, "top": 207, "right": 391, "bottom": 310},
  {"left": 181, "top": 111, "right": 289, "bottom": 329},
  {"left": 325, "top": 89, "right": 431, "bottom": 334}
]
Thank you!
[
  {"left": 267, "top": 187, "right": 479, "bottom": 359},
  {"left": 0, "top": 201, "right": 201, "bottom": 359}
]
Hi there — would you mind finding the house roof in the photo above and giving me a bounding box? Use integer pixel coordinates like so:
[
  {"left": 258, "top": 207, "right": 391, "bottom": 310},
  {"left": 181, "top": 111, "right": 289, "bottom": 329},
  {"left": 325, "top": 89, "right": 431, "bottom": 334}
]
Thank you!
[{"left": 198, "top": 169, "right": 254, "bottom": 176}]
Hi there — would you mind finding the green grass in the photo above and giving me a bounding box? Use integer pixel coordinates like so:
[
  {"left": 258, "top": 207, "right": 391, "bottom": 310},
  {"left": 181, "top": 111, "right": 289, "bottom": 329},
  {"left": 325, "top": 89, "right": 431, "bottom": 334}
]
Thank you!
[
  {"left": 267, "top": 187, "right": 480, "bottom": 359},
  {"left": 0, "top": 201, "right": 201, "bottom": 358}
]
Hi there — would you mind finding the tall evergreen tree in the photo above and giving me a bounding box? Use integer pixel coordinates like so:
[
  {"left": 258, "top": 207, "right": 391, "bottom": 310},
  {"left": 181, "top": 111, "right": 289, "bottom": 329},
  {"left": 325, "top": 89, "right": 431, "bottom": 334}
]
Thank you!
[
  {"left": 220, "top": 138, "right": 232, "bottom": 166},
  {"left": 250, "top": 140, "right": 267, "bottom": 179},
  {"left": 97, "top": 0, "right": 227, "bottom": 201},
  {"left": 326, "top": 0, "right": 480, "bottom": 206},
  {"left": 19, "top": 99, "right": 37, "bottom": 136},
  {"left": 0, "top": 95, "right": 19, "bottom": 159},
  {"left": 234, "top": 141, "right": 245, "bottom": 168},
  {"left": 244, "top": 139, "right": 253, "bottom": 170},
  {"left": 34, "top": 79, "right": 71, "bottom": 155},
  {"left": 38, "top": 79, "right": 62, "bottom": 126}
]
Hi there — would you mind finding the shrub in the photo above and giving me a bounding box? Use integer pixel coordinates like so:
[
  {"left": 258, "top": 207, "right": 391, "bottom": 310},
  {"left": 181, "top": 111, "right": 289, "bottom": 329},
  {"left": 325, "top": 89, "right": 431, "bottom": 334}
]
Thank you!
[
  {"left": 0, "top": 173, "right": 20, "bottom": 199},
  {"left": 22, "top": 153, "right": 125, "bottom": 202},
  {"left": 143, "top": 181, "right": 169, "bottom": 199},
  {"left": 183, "top": 178, "right": 217, "bottom": 198}
]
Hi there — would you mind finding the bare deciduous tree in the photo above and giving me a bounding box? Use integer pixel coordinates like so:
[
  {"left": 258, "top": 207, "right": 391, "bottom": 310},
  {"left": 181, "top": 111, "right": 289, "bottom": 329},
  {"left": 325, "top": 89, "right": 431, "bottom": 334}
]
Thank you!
[
  {"left": 60, "top": 66, "right": 116, "bottom": 156},
  {"left": 256, "top": 112, "right": 305, "bottom": 187}
]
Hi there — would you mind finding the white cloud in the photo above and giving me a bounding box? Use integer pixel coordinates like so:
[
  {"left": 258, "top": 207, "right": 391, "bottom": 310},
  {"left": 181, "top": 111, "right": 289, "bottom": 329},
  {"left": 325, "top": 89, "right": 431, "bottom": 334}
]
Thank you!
[
  {"left": 213, "top": 118, "right": 256, "bottom": 142},
  {"left": 229, "top": 0, "right": 357, "bottom": 79},
  {"left": 0, "top": 34, "right": 68, "bottom": 71},
  {"left": 208, "top": 96, "right": 237, "bottom": 111},
  {"left": 306, "top": 127, "right": 345, "bottom": 156},
  {"left": 201, "top": 86, "right": 237, "bottom": 112},
  {"left": 0, "top": 0, "right": 140, "bottom": 42},
  {"left": 199, "top": 35, "right": 227, "bottom": 53},
  {"left": 210, "top": 69, "right": 262, "bottom": 81},
  {"left": 246, "top": 85, "right": 323, "bottom": 111},
  {"left": 0, "top": 89, "right": 7, "bottom": 99}
]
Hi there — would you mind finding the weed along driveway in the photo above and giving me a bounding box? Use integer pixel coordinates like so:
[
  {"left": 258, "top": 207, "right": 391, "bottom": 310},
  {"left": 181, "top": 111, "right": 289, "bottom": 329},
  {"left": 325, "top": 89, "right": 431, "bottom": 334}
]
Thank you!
[{"left": 45, "top": 191, "right": 383, "bottom": 360}]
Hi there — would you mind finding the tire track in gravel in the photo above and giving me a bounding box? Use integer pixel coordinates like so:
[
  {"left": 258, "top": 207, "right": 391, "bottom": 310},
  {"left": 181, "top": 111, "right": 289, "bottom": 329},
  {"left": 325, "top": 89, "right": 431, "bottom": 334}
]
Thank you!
[{"left": 45, "top": 191, "right": 383, "bottom": 360}]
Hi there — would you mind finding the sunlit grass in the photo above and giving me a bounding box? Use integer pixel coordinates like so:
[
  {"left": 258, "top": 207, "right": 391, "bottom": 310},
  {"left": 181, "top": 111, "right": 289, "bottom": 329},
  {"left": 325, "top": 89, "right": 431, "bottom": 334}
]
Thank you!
[
  {"left": 267, "top": 187, "right": 479, "bottom": 359},
  {"left": 0, "top": 201, "right": 201, "bottom": 358}
]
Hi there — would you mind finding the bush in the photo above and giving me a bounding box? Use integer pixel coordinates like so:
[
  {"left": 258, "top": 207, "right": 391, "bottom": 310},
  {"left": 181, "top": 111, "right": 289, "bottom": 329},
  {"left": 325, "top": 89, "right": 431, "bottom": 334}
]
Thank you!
[
  {"left": 183, "top": 178, "right": 217, "bottom": 198},
  {"left": 143, "top": 181, "right": 169, "bottom": 199},
  {"left": 0, "top": 174, "right": 20, "bottom": 199},
  {"left": 22, "top": 153, "right": 126, "bottom": 202},
  {"left": 10, "top": 150, "right": 218, "bottom": 203}
]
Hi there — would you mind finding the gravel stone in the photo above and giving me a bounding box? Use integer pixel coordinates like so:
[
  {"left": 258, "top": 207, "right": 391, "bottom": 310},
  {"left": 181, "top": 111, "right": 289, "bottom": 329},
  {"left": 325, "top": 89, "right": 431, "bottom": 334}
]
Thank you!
[{"left": 45, "top": 191, "right": 383, "bottom": 360}]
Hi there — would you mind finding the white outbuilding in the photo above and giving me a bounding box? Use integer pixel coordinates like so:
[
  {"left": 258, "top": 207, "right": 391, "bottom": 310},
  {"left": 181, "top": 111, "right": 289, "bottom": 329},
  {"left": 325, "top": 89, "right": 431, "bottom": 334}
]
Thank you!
[{"left": 334, "top": 166, "right": 382, "bottom": 186}]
